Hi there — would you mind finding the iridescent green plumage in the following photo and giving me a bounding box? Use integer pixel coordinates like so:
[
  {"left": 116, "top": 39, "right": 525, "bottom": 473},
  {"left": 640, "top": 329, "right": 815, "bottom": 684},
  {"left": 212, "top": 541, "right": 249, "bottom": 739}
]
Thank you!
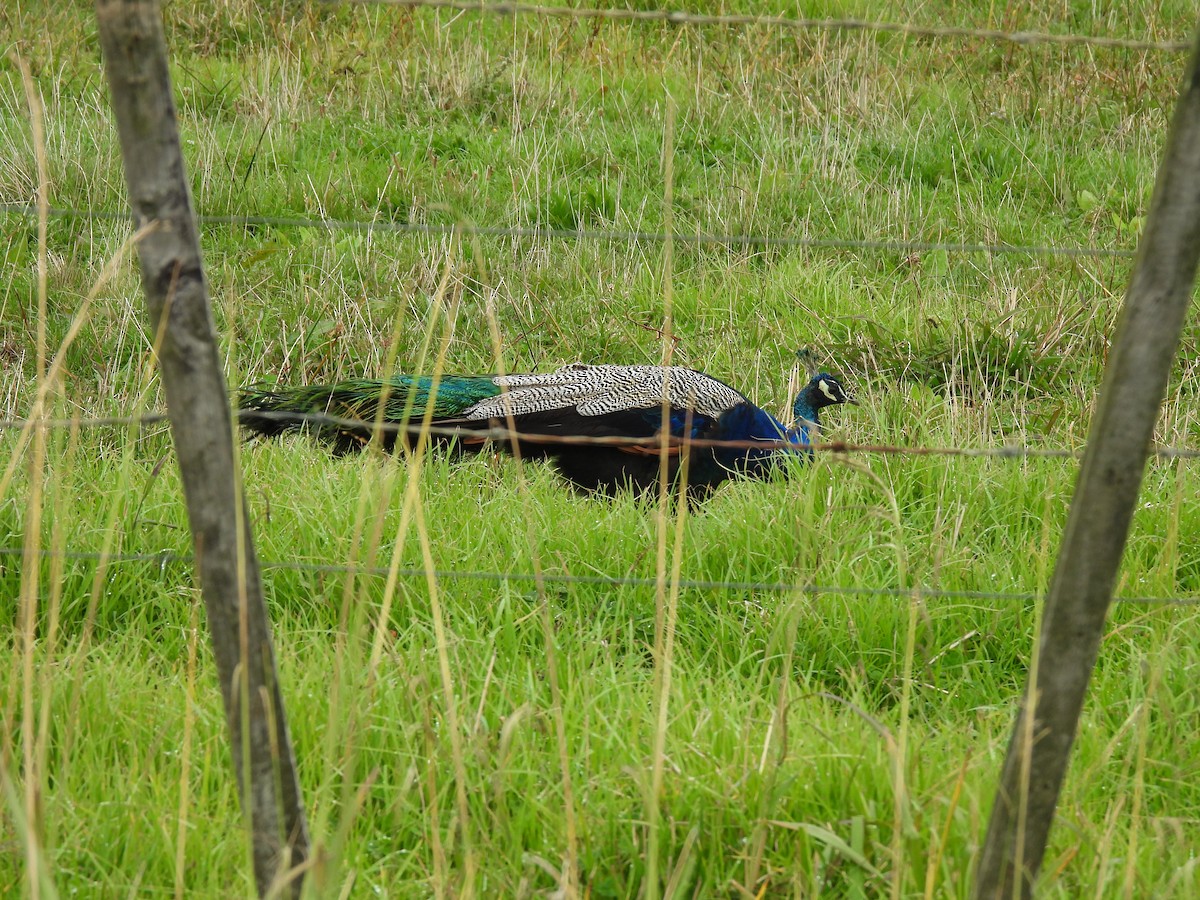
[{"left": 238, "top": 375, "right": 502, "bottom": 453}]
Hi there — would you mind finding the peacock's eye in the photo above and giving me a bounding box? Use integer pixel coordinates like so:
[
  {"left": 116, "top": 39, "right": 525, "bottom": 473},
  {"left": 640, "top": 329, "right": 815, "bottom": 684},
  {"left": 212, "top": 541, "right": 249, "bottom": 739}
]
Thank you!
[{"left": 818, "top": 379, "right": 838, "bottom": 402}]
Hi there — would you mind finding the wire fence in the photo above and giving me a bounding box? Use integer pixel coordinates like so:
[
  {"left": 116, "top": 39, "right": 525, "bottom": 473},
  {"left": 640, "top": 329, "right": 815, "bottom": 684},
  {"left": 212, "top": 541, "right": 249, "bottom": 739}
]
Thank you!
[
  {"left": 9, "top": 405, "right": 1196, "bottom": 610},
  {"left": 7, "top": 4, "right": 1200, "bottom": 897},
  {"left": 3, "top": 0, "right": 1190, "bottom": 574},
  {"left": 1, "top": 11, "right": 1191, "bottom": 596},
  {"left": 6, "top": 0, "right": 1179, "bottom": 268},
  {"left": 336, "top": 0, "right": 1193, "bottom": 53},
  {"left": 3, "top": 545, "right": 1196, "bottom": 606},
  {"left": 5, "top": 408, "right": 1197, "bottom": 609},
  {"left": 0, "top": 202, "right": 1140, "bottom": 260},
  {"left": 4, "top": 407, "right": 1200, "bottom": 460}
]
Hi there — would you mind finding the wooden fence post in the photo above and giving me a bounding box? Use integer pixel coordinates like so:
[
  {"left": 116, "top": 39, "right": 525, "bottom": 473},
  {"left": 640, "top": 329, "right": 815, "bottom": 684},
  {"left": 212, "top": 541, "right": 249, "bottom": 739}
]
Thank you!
[
  {"left": 94, "top": 2, "right": 310, "bottom": 896},
  {"left": 973, "top": 20, "right": 1200, "bottom": 900}
]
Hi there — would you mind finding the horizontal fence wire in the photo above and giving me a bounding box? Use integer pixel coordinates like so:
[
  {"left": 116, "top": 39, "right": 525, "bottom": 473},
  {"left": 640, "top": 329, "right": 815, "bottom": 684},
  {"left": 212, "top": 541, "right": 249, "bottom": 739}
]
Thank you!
[
  {"left": 4, "top": 408, "right": 1200, "bottom": 460},
  {"left": 0, "top": 203, "right": 1138, "bottom": 260},
  {"left": 334, "top": 0, "right": 1192, "bottom": 53},
  {"left": 2, "top": 546, "right": 1196, "bottom": 606}
]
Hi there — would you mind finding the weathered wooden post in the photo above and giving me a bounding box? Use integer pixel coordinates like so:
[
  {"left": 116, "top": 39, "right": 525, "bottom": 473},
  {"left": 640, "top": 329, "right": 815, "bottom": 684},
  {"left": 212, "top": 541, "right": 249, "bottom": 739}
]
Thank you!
[
  {"left": 974, "top": 20, "right": 1200, "bottom": 899},
  {"left": 94, "top": 1, "right": 309, "bottom": 895}
]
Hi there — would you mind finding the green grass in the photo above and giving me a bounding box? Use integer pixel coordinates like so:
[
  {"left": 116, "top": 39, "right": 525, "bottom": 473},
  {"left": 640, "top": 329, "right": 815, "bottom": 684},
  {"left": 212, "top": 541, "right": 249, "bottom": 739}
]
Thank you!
[{"left": 3, "top": 0, "right": 1200, "bottom": 896}]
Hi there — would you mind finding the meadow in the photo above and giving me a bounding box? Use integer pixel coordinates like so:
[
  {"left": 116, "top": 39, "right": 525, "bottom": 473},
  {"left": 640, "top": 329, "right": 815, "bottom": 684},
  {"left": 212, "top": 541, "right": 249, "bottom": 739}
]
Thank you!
[{"left": 2, "top": 0, "right": 1200, "bottom": 895}]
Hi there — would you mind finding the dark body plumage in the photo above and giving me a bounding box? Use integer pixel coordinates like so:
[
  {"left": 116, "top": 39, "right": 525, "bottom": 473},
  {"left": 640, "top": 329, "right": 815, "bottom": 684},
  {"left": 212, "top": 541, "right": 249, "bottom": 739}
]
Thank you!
[{"left": 239, "top": 364, "right": 854, "bottom": 496}]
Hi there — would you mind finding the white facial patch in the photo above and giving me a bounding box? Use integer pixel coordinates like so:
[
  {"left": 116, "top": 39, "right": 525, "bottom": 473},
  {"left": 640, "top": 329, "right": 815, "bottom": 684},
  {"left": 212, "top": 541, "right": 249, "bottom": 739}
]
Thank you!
[{"left": 818, "top": 379, "right": 838, "bottom": 403}]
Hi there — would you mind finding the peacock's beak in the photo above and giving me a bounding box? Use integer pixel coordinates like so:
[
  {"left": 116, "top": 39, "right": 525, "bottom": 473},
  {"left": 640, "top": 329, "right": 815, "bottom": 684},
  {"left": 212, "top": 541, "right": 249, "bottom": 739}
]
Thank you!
[{"left": 845, "top": 394, "right": 859, "bottom": 406}]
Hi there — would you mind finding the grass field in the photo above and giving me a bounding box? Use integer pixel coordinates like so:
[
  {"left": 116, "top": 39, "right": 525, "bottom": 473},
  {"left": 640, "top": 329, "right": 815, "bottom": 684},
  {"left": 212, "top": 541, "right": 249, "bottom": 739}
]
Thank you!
[{"left": 3, "top": 0, "right": 1200, "bottom": 896}]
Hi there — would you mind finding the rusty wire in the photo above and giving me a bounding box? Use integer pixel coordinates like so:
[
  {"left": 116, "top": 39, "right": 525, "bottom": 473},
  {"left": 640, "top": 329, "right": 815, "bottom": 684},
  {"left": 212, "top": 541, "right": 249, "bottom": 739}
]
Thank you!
[{"left": 3, "top": 408, "right": 1199, "bottom": 460}]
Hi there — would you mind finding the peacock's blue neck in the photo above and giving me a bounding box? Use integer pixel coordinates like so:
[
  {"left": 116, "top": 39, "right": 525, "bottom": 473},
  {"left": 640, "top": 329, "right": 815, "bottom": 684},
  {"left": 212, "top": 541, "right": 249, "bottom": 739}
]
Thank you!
[
  {"left": 789, "top": 385, "right": 825, "bottom": 446},
  {"left": 792, "top": 397, "right": 819, "bottom": 429}
]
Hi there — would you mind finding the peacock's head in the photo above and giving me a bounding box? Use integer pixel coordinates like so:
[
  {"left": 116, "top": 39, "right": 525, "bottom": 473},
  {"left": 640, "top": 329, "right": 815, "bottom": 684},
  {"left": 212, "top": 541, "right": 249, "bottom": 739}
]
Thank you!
[{"left": 793, "top": 373, "right": 856, "bottom": 424}]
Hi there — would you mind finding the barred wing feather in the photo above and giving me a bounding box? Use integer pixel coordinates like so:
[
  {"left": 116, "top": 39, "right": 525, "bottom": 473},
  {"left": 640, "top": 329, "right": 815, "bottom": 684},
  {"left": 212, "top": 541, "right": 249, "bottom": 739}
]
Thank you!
[{"left": 463, "top": 364, "right": 747, "bottom": 420}]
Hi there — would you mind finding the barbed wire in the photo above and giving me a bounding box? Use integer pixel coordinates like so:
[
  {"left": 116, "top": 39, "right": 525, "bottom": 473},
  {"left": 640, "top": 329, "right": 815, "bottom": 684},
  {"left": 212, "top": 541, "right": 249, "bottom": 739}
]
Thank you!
[
  {"left": 0, "top": 412, "right": 170, "bottom": 430},
  {"left": 2, "top": 545, "right": 1196, "bottom": 606},
  {"left": 3, "top": 408, "right": 1200, "bottom": 461},
  {"left": 335, "top": 0, "right": 1192, "bottom": 53},
  {"left": 0, "top": 203, "right": 1138, "bottom": 260}
]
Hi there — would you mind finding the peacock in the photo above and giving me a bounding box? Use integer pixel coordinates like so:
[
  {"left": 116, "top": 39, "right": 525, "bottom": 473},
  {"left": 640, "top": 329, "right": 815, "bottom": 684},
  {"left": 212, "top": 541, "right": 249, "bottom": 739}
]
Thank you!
[{"left": 239, "top": 364, "right": 855, "bottom": 495}]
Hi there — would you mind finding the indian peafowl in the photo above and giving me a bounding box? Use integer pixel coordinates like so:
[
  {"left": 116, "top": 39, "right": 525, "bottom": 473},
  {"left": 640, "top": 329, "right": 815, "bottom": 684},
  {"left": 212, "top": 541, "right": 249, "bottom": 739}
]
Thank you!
[{"left": 239, "top": 364, "right": 855, "bottom": 496}]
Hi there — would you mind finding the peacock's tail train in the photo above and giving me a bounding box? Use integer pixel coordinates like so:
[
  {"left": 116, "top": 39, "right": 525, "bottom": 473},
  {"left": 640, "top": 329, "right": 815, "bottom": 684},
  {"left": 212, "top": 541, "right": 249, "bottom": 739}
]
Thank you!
[{"left": 238, "top": 375, "right": 503, "bottom": 453}]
